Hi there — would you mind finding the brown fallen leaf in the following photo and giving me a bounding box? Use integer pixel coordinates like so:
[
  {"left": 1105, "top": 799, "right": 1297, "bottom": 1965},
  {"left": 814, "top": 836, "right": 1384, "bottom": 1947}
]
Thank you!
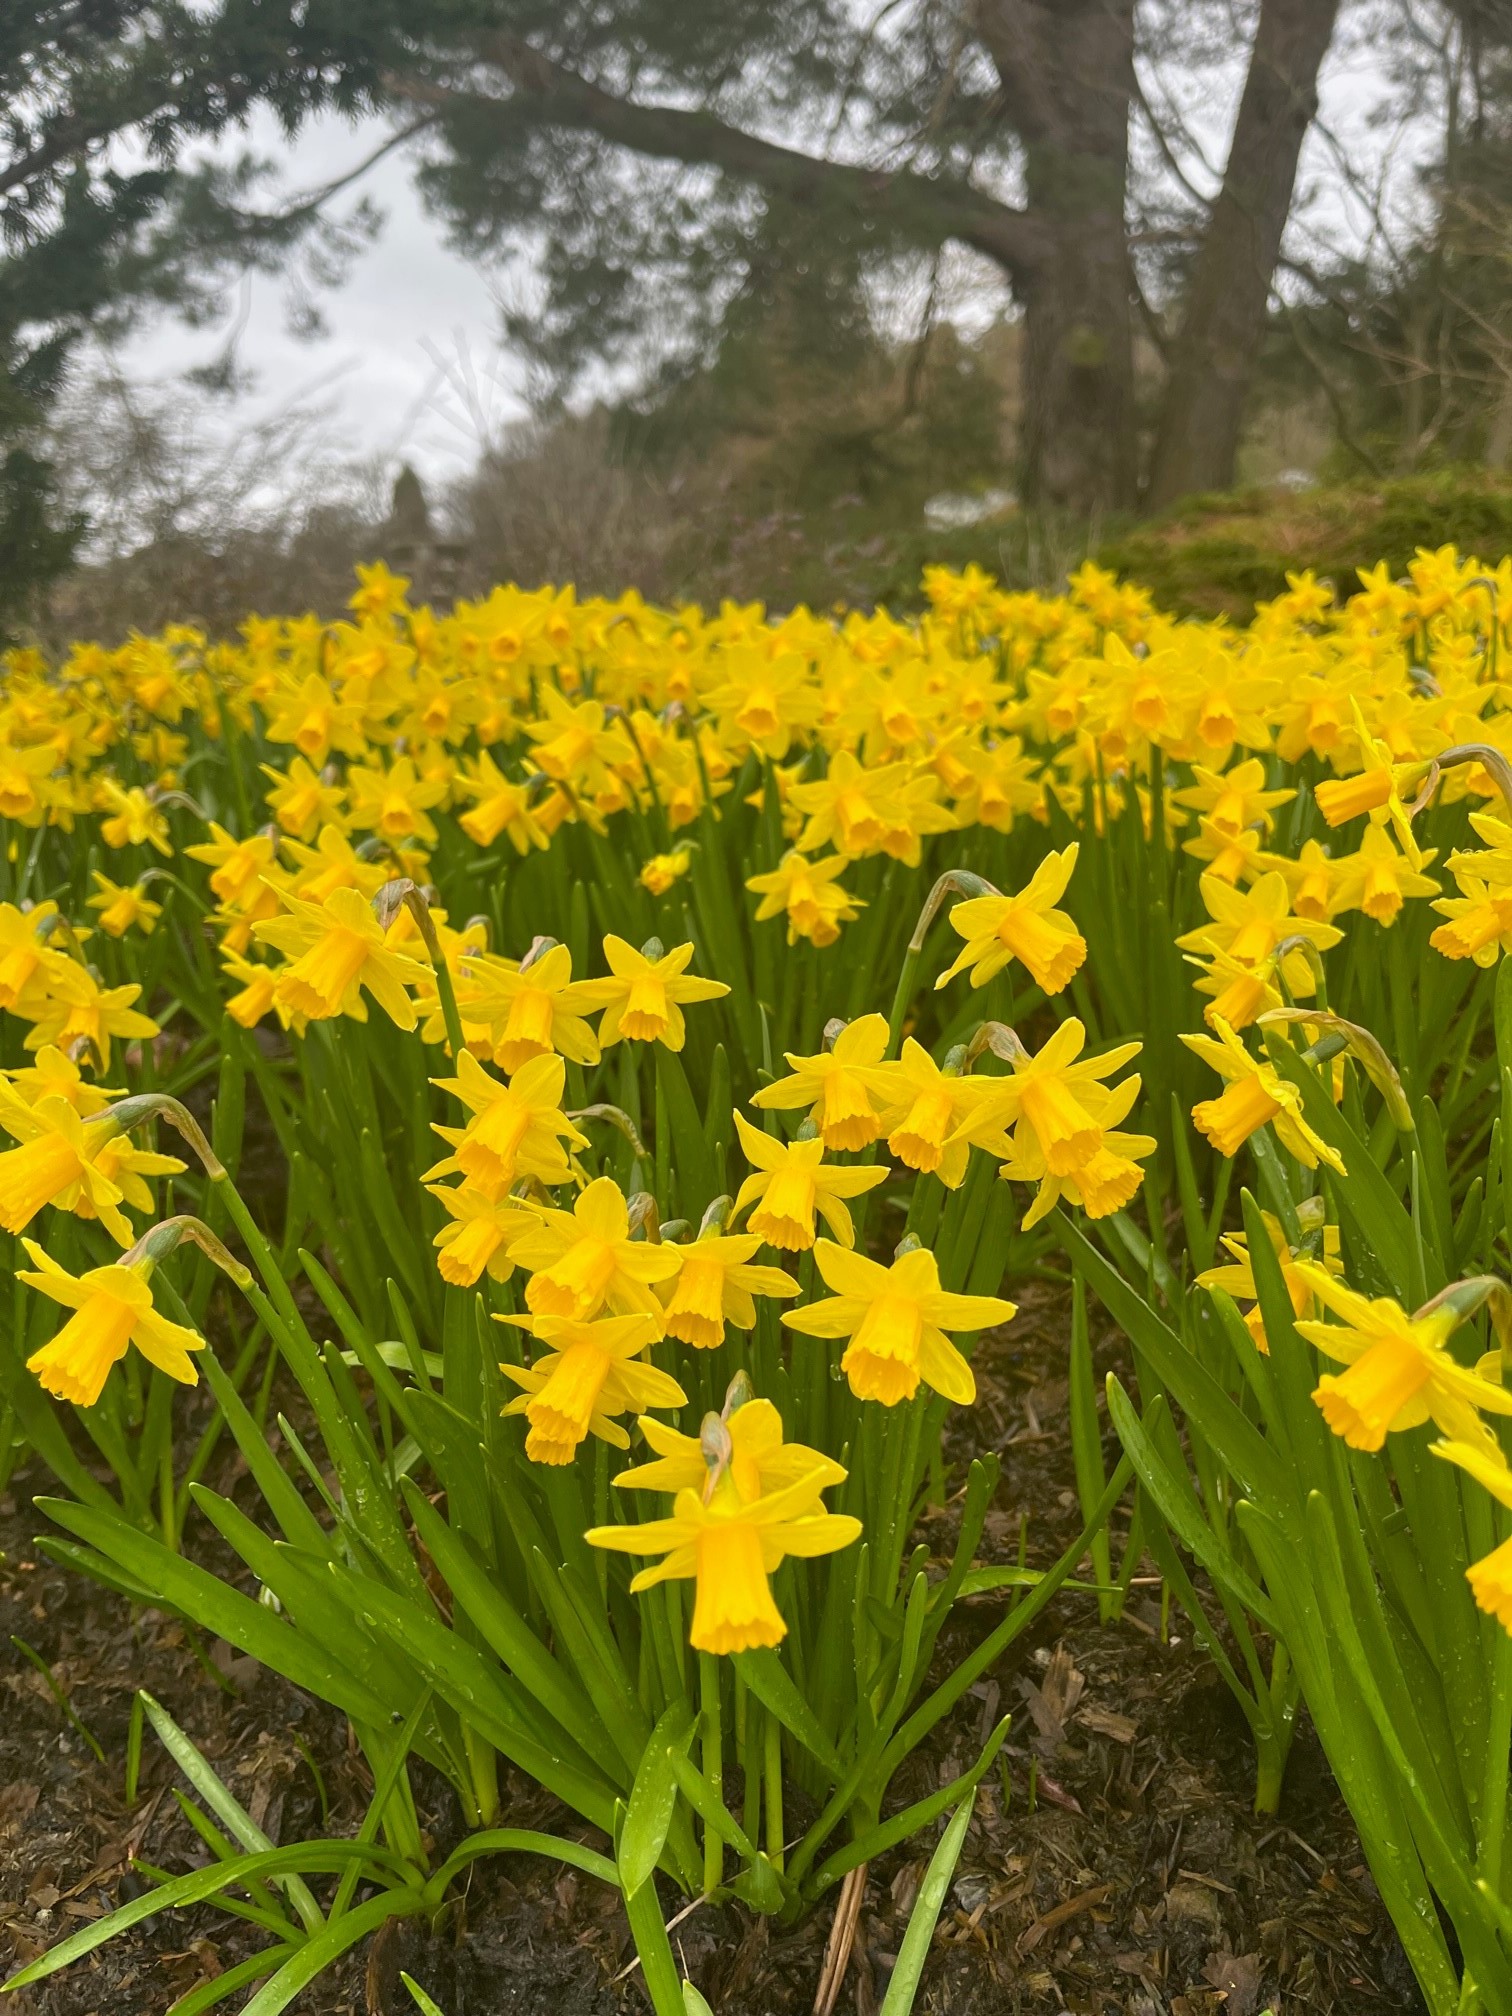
[
  {"left": 0, "top": 1782, "right": 40, "bottom": 1835},
  {"left": 1078, "top": 1703, "right": 1137, "bottom": 1745},
  {"left": 1016, "top": 1881, "right": 1113, "bottom": 1956},
  {"left": 1202, "top": 1948, "right": 1264, "bottom": 2016}
]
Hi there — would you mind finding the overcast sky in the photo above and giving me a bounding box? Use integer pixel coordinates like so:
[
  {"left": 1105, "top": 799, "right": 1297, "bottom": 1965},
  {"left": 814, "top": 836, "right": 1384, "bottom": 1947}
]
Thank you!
[
  {"left": 108, "top": 16, "right": 1429, "bottom": 495},
  {"left": 115, "top": 110, "right": 527, "bottom": 488}
]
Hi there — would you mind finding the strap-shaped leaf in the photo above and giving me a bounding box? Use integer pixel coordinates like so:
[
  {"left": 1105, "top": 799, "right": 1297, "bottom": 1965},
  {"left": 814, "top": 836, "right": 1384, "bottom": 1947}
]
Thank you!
[
  {"left": 618, "top": 1701, "right": 695, "bottom": 1898},
  {"left": 877, "top": 1787, "right": 977, "bottom": 2015}
]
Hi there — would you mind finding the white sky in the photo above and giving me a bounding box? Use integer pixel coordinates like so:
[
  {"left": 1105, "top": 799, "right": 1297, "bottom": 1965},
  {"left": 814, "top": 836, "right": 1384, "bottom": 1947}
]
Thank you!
[
  {"left": 115, "top": 110, "right": 528, "bottom": 487},
  {"left": 109, "top": 7, "right": 1436, "bottom": 493}
]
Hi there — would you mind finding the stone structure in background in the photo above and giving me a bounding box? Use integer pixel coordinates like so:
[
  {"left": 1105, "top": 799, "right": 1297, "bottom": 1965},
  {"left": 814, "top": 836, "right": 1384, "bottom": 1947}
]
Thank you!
[{"left": 377, "top": 464, "right": 469, "bottom": 607}]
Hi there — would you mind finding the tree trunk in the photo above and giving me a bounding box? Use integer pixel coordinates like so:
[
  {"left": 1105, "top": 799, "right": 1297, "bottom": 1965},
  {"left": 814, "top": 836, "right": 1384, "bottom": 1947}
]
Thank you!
[
  {"left": 1146, "top": 0, "right": 1341, "bottom": 510},
  {"left": 1019, "top": 196, "right": 1138, "bottom": 516},
  {"left": 978, "top": 0, "right": 1139, "bottom": 515}
]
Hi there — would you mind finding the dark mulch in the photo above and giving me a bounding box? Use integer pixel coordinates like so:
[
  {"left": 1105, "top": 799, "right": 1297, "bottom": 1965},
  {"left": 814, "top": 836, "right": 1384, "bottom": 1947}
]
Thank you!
[{"left": 1, "top": 1278, "right": 1423, "bottom": 2015}]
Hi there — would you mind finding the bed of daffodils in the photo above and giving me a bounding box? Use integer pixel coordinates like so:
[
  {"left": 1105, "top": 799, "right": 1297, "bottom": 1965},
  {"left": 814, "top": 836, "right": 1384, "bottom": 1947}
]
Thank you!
[{"left": 4, "top": 548, "right": 1512, "bottom": 2013}]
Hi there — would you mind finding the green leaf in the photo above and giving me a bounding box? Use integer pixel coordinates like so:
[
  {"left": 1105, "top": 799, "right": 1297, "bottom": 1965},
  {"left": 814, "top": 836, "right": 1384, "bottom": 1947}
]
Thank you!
[
  {"left": 140, "top": 1694, "right": 324, "bottom": 1933},
  {"left": 734, "top": 1647, "right": 843, "bottom": 1784},
  {"left": 1104, "top": 1380, "right": 1278, "bottom": 1633},
  {"left": 614, "top": 1801, "right": 687, "bottom": 2016},
  {"left": 36, "top": 1500, "right": 399, "bottom": 1730},
  {"left": 239, "top": 1888, "right": 418, "bottom": 2016},
  {"left": 425, "top": 1827, "right": 620, "bottom": 1902},
  {"left": 401, "top": 1975, "right": 447, "bottom": 2016},
  {"left": 618, "top": 1702, "right": 695, "bottom": 1898},
  {"left": 813, "top": 1718, "right": 1008, "bottom": 1893},
  {"left": 167, "top": 1947, "right": 287, "bottom": 2016},
  {"left": 4, "top": 1844, "right": 409, "bottom": 1991},
  {"left": 877, "top": 1788, "right": 977, "bottom": 2016},
  {"left": 1058, "top": 1217, "right": 1294, "bottom": 1517},
  {"left": 400, "top": 1482, "right": 607, "bottom": 1756}
]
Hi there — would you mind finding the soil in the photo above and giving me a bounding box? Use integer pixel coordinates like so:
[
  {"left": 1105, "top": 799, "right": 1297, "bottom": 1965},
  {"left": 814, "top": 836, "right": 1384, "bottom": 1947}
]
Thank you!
[{"left": 0, "top": 1279, "right": 1424, "bottom": 2016}]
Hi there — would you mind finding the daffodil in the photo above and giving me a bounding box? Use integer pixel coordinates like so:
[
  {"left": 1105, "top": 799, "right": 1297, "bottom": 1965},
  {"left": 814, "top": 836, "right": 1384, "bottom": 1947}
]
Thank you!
[
  {"left": 498, "top": 1310, "right": 686, "bottom": 1464},
  {"left": 657, "top": 1231, "right": 798, "bottom": 1348},
  {"left": 1197, "top": 1209, "right": 1342, "bottom": 1352},
  {"left": 427, "top": 1050, "right": 587, "bottom": 1193},
  {"left": 185, "top": 822, "right": 279, "bottom": 908},
  {"left": 639, "top": 849, "right": 691, "bottom": 895},
  {"left": 746, "top": 850, "right": 864, "bottom": 947},
  {"left": 19, "top": 1240, "right": 206, "bottom": 1406},
  {"left": 345, "top": 756, "right": 450, "bottom": 850},
  {"left": 1329, "top": 825, "right": 1439, "bottom": 926},
  {"left": 509, "top": 1176, "right": 681, "bottom": 1323},
  {"left": 3, "top": 1046, "right": 120, "bottom": 1116},
  {"left": 254, "top": 885, "right": 430, "bottom": 1029},
  {"left": 1312, "top": 699, "right": 1429, "bottom": 867},
  {"left": 935, "top": 845, "right": 1086, "bottom": 995},
  {"left": 980, "top": 1020, "right": 1143, "bottom": 1180},
  {"left": 873, "top": 1039, "right": 1006, "bottom": 1188},
  {"left": 1183, "top": 1019, "right": 1345, "bottom": 1172},
  {"left": 262, "top": 757, "right": 349, "bottom": 839},
  {"left": 1175, "top": 871, "right": 1340, "bottom": 987},
  {"left": 994, "top": 1116, "right": 1154, "bottom": 1228},
  {"left": 262, "top": 673, "right": 366, "bottom": 766},
  {"left": 586, "top": 1468, "right": 859, "bottom": 1654},
  {"left": 426, "top": 1182, "right": 534, "bottom": 1286},
  {"left": 784, "top": 1238, "right": 1014, "bottom": 1405},
  {"left": 0, "top": 903, "right": 68, "bottom": 1014},
  {"left": 1187, "top": 947, "right": 1286, "bottom": 1032},
  {"left": 464, "top": 942, "right": 606, "bottom": 1073},
  {"left": 1171, "top": 758, "right": 1295, "bottom": 838},
  {"left": 86, "top": 873, "right": 161, "bottom": 938},
  {"left": 1431, "top": 869, "right": 1512, "bottom": 965},
  {"left": 592, "top": 936, "right": 728, "bottom": 1051},
  {"left": 453, "top": 751, "right": 549, "bottom": 853},
  {"left": 20, "top": 964, "right": 159, "bottom": 1072},
  {"left": 615, "top": 1396, "right": 843, "bottom": 1501},
  {"left": 1295, "top": 1266, "right": 1512, "bottom": 1452},
  {"left": 97, "top": 780, "right": 172, "bottom": 855},
  {"left": 749, "top": 1012, "right": 892, "bottom": 1151},
  {"left": 1255, "top": 839, "right": 1345, "bottom": 923},
  {"left": 1431, "top": 1439, "right": 1512, "bottom": 1631},
  {"left": 732, "top": 1112, "right": 888, "bottom": 1251}
]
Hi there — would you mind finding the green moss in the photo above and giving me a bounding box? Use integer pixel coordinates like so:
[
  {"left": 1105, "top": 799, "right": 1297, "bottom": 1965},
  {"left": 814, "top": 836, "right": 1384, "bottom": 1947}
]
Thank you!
[{"left": 1093, "top": 468, "right": 1512, "bottom": 620}]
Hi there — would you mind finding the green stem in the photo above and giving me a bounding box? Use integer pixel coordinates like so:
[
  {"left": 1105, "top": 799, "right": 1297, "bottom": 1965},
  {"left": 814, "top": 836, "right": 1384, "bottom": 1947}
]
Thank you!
[
  {"left": 1477, "top": 1606, "right": 1512, "bottom": 1895},
  {"left": 764, "top": 1703, "right": 785, "bottom": 1872},
  {"left": 700, "top": 1652, "right": 724, "bottom": 1895}
]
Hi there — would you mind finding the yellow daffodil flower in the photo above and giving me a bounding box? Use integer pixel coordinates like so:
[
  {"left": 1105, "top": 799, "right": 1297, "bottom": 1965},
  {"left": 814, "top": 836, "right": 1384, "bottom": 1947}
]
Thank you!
[
  {"left": 427, "top": 1050, "right": 587, "bottom": 1194},
  {"left": 20, "top": 1240, "right": 206, "bottom": 1406},
  {"left": 425, "top": 1182, "right": 534, "bottom": 1287},
  {"left": 746, "top": 850, "right": 864, "bottom": 947},
  {"left": 586, "top": 1467, "right": 859, "bottom": 1654},
  {"left": 1196, "top": 1209, "right": 1342, "bottom": 1352},
  {"left": 509, "top": 1175, "right": 681, "bottom": 1323},
  {"left": 657, "top": 1232, "right": 797, "bottom": 1348},
  {"left": 749, "top": 1012, "right": 892, "bottom": 1151},
  {"left": 784, "top": 1237, "right": 1014, "bottom": 1405},
  {"left": 464, "top": 942, "right": 607, "bottom": 1073},
  {"left": 732, "top": 1111, "right": 888, "bottom": 1251},
  {"left": 86, "top": 873, "right": 162, "bottom": 938},
  {"left": 935, "top": 845, "right": 1086, "bottom": 995},
  {"left": 1295, "top": 1266, "right": 1512, "bottom": 1452},
  {"left": 254, "top": 885, "right": 430, "bottom": 1030},
  {"left": 593, "top": 936, "right": 729, "bottom": 1052},
  {"left": 614, "top": 1395, "right": 843, "bottom": 1500},
  {"left": 498, "top": 1310, "right": 685, "bottom": 1464},
  {"left": 1183, "top": 1019, "right": 1345, "bottom": 1172}
]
